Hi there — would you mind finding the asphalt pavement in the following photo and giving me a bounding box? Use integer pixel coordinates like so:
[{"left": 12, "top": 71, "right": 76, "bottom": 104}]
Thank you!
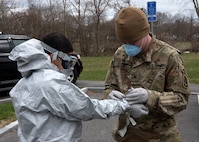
[{"left": 0, "top": 81, "right": 199, "bottom": 142}]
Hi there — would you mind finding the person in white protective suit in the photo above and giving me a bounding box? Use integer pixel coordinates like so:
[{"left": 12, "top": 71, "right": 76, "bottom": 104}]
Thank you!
[{"left": 9, "top": 38, "right": 148, "bottom": 142}]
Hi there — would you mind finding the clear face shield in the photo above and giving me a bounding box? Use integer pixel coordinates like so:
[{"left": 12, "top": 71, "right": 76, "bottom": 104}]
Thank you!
[{"left": 41, "top": 42, "right": 78, "bottom": 81}]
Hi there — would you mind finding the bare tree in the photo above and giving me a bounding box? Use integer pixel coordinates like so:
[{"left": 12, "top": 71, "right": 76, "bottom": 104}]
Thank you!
[
  {"left": 1, "top": 0, "right": 199, "bottom": 55},
  {"left": 0, "top": 0, "right": 16, "bottom": 33},
  {"left": 44, "top": 0, "right": 60, "bottom": 33},
  {"left": 87, "top": 0, "right": 113, "bottom": 55},
  {"left": 67, "top": 0, "right": 91, "bottom": 55},
  {"left": 25, "top": 0, "right": 47, "bottom": 37},
  {"left": 111, "top": 0, "right": 131, "bottom": 14},
  {"left": 60, "top": 0, "right": 69, "bottom": 36}
]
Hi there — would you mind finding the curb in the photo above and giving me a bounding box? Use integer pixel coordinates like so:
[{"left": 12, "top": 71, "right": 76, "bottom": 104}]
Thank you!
[
  {"left": 0, "top": 120, "right": 18, "bottom": 137},
  {"left": 191, "top": 91, "right": 199, "bottom": 95}
]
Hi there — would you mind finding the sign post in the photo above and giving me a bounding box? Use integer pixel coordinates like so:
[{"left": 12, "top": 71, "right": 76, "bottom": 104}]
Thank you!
[{"left": 147, "top": 1, "right": 157, "bottom": 33}]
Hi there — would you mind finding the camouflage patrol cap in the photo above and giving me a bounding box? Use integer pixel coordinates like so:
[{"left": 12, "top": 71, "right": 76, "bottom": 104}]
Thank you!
[{"left": 115, "top": 6, "right": 150, "bottom": 43}]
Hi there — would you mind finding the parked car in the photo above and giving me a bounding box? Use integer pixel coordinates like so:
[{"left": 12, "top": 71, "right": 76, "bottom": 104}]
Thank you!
[
  {"left": 0, "top": 33, "right": 83, "bottom": 93},
  {"left": 65, "top": 52, "right": 83, "bottom": 83}
]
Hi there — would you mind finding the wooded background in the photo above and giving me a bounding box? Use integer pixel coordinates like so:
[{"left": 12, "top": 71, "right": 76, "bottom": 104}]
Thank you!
[{"left": 0, "top": 0, "right": 199, "bottom": 56}]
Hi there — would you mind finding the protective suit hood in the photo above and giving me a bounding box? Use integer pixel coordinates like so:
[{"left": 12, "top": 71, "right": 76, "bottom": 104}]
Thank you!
[{"left": 9, "top": 38, "right": 57, "bottom": 77}]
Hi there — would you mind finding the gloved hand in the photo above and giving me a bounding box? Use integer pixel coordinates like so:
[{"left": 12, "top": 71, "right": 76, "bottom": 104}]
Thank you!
[
  {"left": 128, "top": 104, "right": 149, "bottom": 118},
  {"left": 108, "top": 90, "right": 125, "bottom": 101},
  {"left": 125, "top": 88, "right": 148, "bottom": 105}
]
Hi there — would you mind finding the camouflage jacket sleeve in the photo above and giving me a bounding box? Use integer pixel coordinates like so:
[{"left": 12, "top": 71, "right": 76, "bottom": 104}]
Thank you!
[
  {"left": 146, "top": 51, "right": 190, "bottom": 116},
  {"left": 104, "top": 59, "right": 121, "bottom": 98},
  {"left": 104, "top": 47, "right": 132, "bottom": 98}
]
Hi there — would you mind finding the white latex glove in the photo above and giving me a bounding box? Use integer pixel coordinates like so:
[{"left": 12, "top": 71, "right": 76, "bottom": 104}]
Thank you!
[
  {"left": 125, "top": 88, "right": 148, "bottom": 105},
  {"left": 128, "top": 104, "right": 149, "bottom": 118},
  {"left": 108, "top": 90, "right": 125, "bottom": 101}
]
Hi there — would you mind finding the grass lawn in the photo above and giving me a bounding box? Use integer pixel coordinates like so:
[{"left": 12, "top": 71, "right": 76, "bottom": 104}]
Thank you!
[
  {"left": 0, "top": 102, "right": 16, "bottom": 128},
  {"left": 79, "top": 53, "right": 199, "bottom": 84},
  {"left": 0, "top": 53, "right": 199, "bottom": 127},
  {"left": 181, "top": 53, "right": 199, "bottom": 84},
  {"left": 78, "top": 56, "right": 111, "bottom": 81}
]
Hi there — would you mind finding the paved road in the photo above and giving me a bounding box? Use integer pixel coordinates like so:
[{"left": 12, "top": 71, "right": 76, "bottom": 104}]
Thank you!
[{"left": 0, "top": 81, "right": 199, "bottom": 142}]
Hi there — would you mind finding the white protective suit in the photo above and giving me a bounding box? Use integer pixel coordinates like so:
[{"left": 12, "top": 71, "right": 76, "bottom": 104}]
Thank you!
[{"left": 9, "top": 39, "right": 130, "bottom": 142}]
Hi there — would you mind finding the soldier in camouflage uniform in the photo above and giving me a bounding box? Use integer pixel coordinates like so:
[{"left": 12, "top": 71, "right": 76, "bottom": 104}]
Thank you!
[{"left": 104, "top": 6, "right": 190, "bottom": 142}]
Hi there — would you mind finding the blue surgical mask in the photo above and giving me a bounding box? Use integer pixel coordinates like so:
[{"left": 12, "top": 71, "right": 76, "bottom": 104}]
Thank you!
[
  {"left": 124, "top": 44, "right": 141, "bottom": 56},
  {"left": 124, "top": 36, "right": 146, "bottom": 57}
]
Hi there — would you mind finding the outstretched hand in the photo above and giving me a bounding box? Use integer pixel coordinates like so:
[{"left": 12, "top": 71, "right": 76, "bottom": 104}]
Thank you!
[
  {"left": 128, "top": 104, "right": 149, "bottom": 118},
  {"left": 108, "top": 90, "right": 125, "bottom": 101},
  {"left": 125, "top": 88, "right": 148, "bottom": 105}
]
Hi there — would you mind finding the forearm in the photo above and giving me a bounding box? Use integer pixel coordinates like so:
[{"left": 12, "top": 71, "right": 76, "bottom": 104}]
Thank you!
[
  {"left": 104, "top": 88, "right": 113, "bottom": 99},
  {"left": 89, "top": 99, "right": 129, "bottom": 120},
  {"left": 146, "top": 89, "right": 189, "bottom": 116}
]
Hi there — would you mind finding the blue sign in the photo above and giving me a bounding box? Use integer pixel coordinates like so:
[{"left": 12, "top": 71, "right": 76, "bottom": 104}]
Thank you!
[{"left": 147, "top": 1, "right": 157, "bottom": 22}]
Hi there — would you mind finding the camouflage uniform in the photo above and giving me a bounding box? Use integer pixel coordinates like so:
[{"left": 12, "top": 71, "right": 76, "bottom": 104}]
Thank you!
[{"left": 104, "top": 34, "right": 190, "bottom": 142}]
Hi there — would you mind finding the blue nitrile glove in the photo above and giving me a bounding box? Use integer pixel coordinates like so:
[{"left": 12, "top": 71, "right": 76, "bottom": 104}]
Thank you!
[
  {"left": 125, "top": 88, "right": 148, "bottom": 105},
  {"left": 108, "top": 90, "right": 125, "bottom": 101},
  {"left": 128, "top": 104, "right": 149, "bottom": 118}
]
